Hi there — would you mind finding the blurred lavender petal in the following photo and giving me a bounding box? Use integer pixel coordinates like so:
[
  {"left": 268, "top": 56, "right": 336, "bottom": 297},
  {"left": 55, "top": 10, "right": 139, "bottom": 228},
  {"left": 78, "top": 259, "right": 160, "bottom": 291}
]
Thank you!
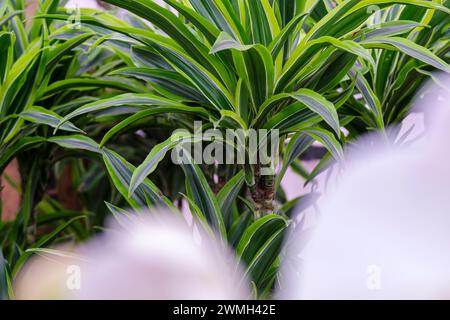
[{"left": 278, "top": 73, "right": 450, "bottom": 299}]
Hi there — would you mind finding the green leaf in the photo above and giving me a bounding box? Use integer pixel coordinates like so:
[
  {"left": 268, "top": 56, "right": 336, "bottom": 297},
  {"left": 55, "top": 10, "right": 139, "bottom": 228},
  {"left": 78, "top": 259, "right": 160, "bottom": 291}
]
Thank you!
[
  {"left": 210, "top": 31, "right": 253, "bottom": 53},
  {"left": 246, "top": 0, "right": 280, "bottom": 46},
  {"left": 255, "top": 88, "right": 340, "bottom": 133},
  {"left": 277, "top": 36, "right": 375, "bottom": 91},
  {"left": 183, "top": 0, "right": 247, "bottom": 43},
  {"left": 43, "top": 78, "right": 143, "bottom": 99},
  {"left": 102, "top": 148, "right": 172, "bottom": 209},
  {"left": 0, "top": 32, "right": 15, "bottom": 84},
  {"left": 262, "top": 101, "right": 320, "bottom": 133},
  {"left": 361, "top": 36, "right": 450, "bottom": 73},
  {"left": 348, "top": 68, "right": 384, "bottom": 128},
  {"left": 237, "top": 214, "right": 288, "bottom": 287},
  {"left": 179, "top": 149, "right": 227, "bottom": 240},
  {"left": 358, "top": 20, "right": 426, "bottom": 40},
  {"left": 211, "top": 32, "right": 274, "bottom": 108},
  {"left": 129, "top": 131, "right": 194, "bottom": 196},
  {"left": 57, "top": 93, "right": 186, "bottom": 129},
  {"left": 105, "top": 202, "right": 134, "bottom": 228},
  {"left": 300, "top": 127, "right": 344, "bottom": 161},
  {"left": 268, "top": 12, "right": 308, "bottom": 59},
  {"left": 228, "top": 211, "right": 251, "bottom": 248},
  {"left": 217, "top": 170, "right": 245, "bottom": 226},
  {"left": 150, "top": 41, "right": 235, "bottom": 111},
  {"left": 20, "top": 107, "right": 84, "bottom": 133},
  {"left": 305, "top": 0, "right": 450, "bottom": 42},
  {"left": 162, "top": 0, "right": 221, "bottom": 44},
  {"left": 0, "top": 137, "right": 46, "bottom": 172},
  {"left": 0, "top": 40, "right": 40, "bottom": 117},
  {"left": 290, "top": 89, "right": 341, "bottom": 137},
  {"left": 100, "top": 106, "right": 209, "bottom": 146},
  {"left": 45, "top": 33, "right": 94, "bottom": 72},
  {"left": 276, "top": 133, "right": 314, "bottom": 189},
  {"left": 217, "top": 170, "right": 245, "bottom": 212},
  {"left": 111, "top": 67, "right": 206, "bottom": 102},
  {"left": 102, "top": 0, "right": 224, "bottom": 65},
  {"left": 0, "top": 10, "right": 22, "bottom": 29},
  {"left": 0, "top": 248, "right": 12, "bottom": 300}
]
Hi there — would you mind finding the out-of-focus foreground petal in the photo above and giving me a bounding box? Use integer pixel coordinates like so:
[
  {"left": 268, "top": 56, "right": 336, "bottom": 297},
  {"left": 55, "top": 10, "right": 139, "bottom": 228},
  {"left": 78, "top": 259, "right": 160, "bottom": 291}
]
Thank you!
[
  {"left": 278, "top": 74, "right": 450, "bottom": 299},
  {"left": 14, "top": 211, "right": 249, "bottom": 300}
]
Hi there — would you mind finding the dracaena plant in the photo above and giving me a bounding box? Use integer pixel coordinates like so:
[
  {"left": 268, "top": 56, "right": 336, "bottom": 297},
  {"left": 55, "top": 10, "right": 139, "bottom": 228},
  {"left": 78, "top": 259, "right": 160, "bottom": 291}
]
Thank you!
[
  {"left": 29, "top": 0, "right": 448, "bottom": 297},
  {"left": 0, "top": 0, "right": 448, "bottom": 300},
  {"left": 0, "top": 0, "right": 92, "bottom": 297},
  {"left": 341, "top": 0, "right": 450, "bottom": 141},
  {"left": 46, "top": 0, "right": 449, "bottom": 212}
]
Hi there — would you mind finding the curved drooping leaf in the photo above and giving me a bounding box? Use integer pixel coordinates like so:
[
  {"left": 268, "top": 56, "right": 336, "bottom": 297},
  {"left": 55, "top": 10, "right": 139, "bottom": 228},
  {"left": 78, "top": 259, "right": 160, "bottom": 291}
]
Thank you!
[
  {"left": 20, "top": 107, "right": 84, "bottom": 133},
  {"left": 217, "top": 169, "right": 245, "bottom": 227},
  {"left": 0, "top": 137, "right": 46, "bottom": 172},
  {"left": 268, "top": 12, "right": 308, "bottom": 59},
  {"left": 211, "top": 32, "right": 274, "bottom": 108},
  {"left": 178, "top": 0, "right": 247, "bottom": 43},
  {"left": 348, "top": 68, "right": 384, "bottom": 129},
  {"left": 361, "top": 36, "right": 450, "bottom": 73},
  {"left": 43, "top": 77, "right": 144, "bottom": 99},
  {"left": 179, "top": 149, "right": 227, "bottom": 240},
  {"left": 290, "top": 89, "right": 341, "bottom": 136},
  {"left": 277, "top": 36, "right": 375, "bottom": 91},
  {"left": 100, "top": 106, "right": 210, "bottom": 146},
  {"left": 300, "top": 127, "right": 344, "bottom": 161},
  {"left": 111, "top": 67, "right": 207, "bottom": 102},
  {"left": 100, "top": 0, "right": 232, "bottom": 73},
  {"left": 276, "top": 133, "right": 314, "bottom": 189},
  {"left": 149, "top": 41, "right": 235, "bottom": 111},
  {"left": 357, "top": 20, "right": 426, "bottom": 40},
  {"left": 0, "top": 249, "right": 12, "bottom": 300},
  {"left": 0, "top": 10, "right": 22, "bottom": 29},
  {"left": 237, "top": 214, "right": 288, "bottom": 287},
  {"left": 12, "top": 216, "right": 87, "bottom": 277},
  {"left": 217, "top": 170, "right": 245, "bottom": 212},
  {"left": 45, "top": 33, "right": 95, "bottom": 72},
  {"left": 162, "top": 0, "right": 220, "bottom": 44},
  {"left": 57, "top": 93, "right": 187, "bottom": 129},
  {"left": 255, "top": 88, "right": 340, "bottom": 134},
  {"left": 102, "top": 148, "right": 172, "bottom": 209},
  {"left": 48, "top": 135, "right": 102, "bottom": 154},
  {"left": 129, "top": 131, "right": 195, "bottom": 196},
  {"left": 305, "top": 0, "right": 450, "bottom": 42}
]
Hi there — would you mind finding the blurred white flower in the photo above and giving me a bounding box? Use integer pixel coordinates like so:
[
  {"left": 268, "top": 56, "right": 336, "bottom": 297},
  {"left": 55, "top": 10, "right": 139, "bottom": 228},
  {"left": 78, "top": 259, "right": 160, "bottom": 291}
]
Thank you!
[
  {"left": 15, "top": 211, "right": 249, "bottom": 300},
  {"left": 278, "top": 73, "right": 450, "bottom": 299}
]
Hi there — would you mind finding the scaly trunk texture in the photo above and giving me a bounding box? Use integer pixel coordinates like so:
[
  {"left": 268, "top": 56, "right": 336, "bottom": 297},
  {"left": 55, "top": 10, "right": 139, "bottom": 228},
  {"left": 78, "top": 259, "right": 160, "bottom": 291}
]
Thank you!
[{"left": 250, "top": 163, "right": 275, "bottom": 216}]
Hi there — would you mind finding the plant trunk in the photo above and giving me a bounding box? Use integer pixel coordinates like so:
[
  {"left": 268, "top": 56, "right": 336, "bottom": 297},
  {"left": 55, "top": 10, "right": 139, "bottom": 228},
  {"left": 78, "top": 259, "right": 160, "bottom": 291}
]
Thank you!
[{"left": 250, "top": 163, "right": 275, "bottom": 216}]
